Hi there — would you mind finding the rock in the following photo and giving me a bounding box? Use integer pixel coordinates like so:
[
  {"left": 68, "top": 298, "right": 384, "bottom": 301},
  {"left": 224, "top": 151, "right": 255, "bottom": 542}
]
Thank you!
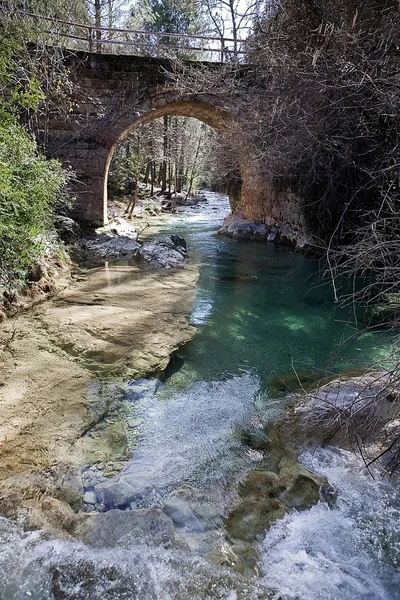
[
  {"left": 285, "top": 372, "right": 400, "bottom": 450},
  {"left": 82, "top": 234, "right": 140, "bottom": 261},
  {"left": 16, "top": 497, "right": 75, "bottom": 535},
  {"left": 83, "top": 491, "right": 97, "bottom": 505},
  {"left": 208, "top": 542, "right": 259, "bottom": 578},
  {"left": 136, "top": 234, "right": 187, "bottom": 269},
  {"left": 71, "top": 508, "right": 175, "bottom": 548},
  {"left": 79, "top": 217, "right": 140, "bottom": 261},
  {"left": 277, "top": 456, "right": 327, "bottom": 510},
  {"left": 163, "top": 495, "right": 204, "bottom": 533},
  {"left": 218, "top": 215, "right": 269, "bottom": 240},
  {"left": 76, "top": 421, "right": 128, "bottom": 465},
  {"left": 238, "top": 470, "right": 284, "bottom": 498},
  {"left": 54, "top": 216, "right": 83, "bottom": 244},
  {"left": 225, "top": 459, "right": 330, "bottom": 543},
  {"left": 226, "top": 497, "right": 287, "bottom": 542},
  {"left": 164, "top": 486, "right": 223, "bottom": 531},
  {"left": 94, "top": 478, "right": 140, "bottom": 509}
]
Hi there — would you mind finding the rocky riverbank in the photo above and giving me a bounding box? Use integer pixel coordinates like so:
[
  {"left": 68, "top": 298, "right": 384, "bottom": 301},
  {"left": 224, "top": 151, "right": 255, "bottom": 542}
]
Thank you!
[{"left": 0, "top": 221, "right": 198, "bottom": 536}]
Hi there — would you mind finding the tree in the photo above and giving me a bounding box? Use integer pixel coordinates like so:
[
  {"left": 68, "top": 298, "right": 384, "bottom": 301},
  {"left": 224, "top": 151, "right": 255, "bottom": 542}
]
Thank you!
[
  {"left": 202, "top": 0, "right": 266, "bottom": 56},
  {"left": 108, "top": 116, "right": 212, "bottom": 204},
  {"left": 0, "top": 3, "right": 68, "bottom": 293},
  {"left": 131, "top": 0, "right": 204, "bottom": 34}
]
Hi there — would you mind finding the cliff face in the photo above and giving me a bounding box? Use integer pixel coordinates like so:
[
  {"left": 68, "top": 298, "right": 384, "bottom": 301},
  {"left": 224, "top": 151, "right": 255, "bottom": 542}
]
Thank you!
[{"left": 221, "top": 165, "right": 312, "bottom": 247}]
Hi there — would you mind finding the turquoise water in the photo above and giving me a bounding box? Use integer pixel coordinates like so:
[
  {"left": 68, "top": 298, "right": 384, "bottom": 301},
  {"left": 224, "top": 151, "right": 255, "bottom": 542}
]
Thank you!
[{"left": 154, "top": 194, "right": 392, "bottom": 392}]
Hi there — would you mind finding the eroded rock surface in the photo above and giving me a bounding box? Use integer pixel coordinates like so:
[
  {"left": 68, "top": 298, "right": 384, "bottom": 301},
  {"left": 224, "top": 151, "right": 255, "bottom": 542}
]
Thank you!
[
  {"left": 0, "top": 260, "right": 198, "bottom": 533},
  {"left": 35, "top": 263, "right": 198, "bottom": 378},
  {"left": 283, "top": 372, "right": 400, "bottom": 454},
  {"left": 225, "top": 457, "right": 328, "bottom": 543},
  {"left": 137, "top": 234, "right": 188, "bottom": 269},
  {"left": 71, "top": 508, "right": 176, "bottom": 548}
]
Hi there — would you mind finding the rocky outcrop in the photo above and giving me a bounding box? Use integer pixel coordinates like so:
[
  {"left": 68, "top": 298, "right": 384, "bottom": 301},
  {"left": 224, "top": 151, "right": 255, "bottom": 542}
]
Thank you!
[
  {"left": 136, "top": 234, "right": 187, "bottom": 269},
  {"left": 0, "top": 258, "right": 198, "bottom": 534},
  {"left": 281, "top": 372, "right": 400, "bottom": 456},
  {"left": 225, "top": 457, "right": 328, "bottom": 543},
  {"left": 218, "top": 214, "right": 312, "bottom": 247}
]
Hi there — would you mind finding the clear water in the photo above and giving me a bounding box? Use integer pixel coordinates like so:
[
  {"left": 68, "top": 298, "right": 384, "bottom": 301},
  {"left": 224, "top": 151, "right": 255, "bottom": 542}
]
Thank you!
[
  {"left": 150, "top": 195, "right": 392, "bottom": 391},
  {"left": 0, "top": 193, "right": 399, "bottom": 600}
]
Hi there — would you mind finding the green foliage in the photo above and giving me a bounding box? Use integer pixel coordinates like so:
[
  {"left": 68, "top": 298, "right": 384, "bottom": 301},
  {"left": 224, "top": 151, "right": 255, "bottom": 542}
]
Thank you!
[
  {"left": 108, "top": 146, "right": 144, "bottom": 197},
  {"left": 132, "top": 0, "right": 204, "bottom": 35},
  {"left": 0, "top": 5, "right": 74, "bottom": 295},
  {"left": 0, "top": 107, "right": 66, "bottom": 290}
]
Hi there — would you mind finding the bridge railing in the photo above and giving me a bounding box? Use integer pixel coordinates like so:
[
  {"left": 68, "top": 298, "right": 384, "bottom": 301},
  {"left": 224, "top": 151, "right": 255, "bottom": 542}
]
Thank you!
[{"left": 25, "top": 13, "right": 245, "bottom": 63}]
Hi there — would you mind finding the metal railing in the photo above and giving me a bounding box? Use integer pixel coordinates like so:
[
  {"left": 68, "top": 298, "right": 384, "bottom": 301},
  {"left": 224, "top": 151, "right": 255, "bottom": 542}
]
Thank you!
[{"left": 25, "top": 13, "right": 245, "bottom": 63}]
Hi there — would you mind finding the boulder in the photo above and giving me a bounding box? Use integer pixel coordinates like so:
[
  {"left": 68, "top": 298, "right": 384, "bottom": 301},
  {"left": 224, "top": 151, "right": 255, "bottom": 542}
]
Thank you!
[
  {"left": 238, "top": 470, "right": 284, "bottom": 499},
  {"left": 285, "top": 372, "right": 400, "bottom": 450},
  {"left": 54, "top": 216, "right": 83, "bottom": 244},
  {"left": 225, "top": 497, "right": 287, "bottom": 542},
  {"left": 136, "top": 234, "right": 187, "bottom": 269},
  {"left": 71, "top": 508, "right": 175, "bottom": 548},
  {"left": 82, "top": 235, "right": 140, "bottom": 261},
  {"left": 218, "top": 215, "right": 269, "bottom": 240},
  {"left": 94, "top": 478, "right": 140, "bottom": 510},
  {"left": 163, "top": 495, "right": 204, "bottom": 533},
  {"left": 225, "top": 459, "right": 330, "bottom": 542},
  {"left": 277, "top": 456, "right": 327, "bottom": 510},
  {"left": 16, "top": 497, "right": 75, "bottom": 536}
]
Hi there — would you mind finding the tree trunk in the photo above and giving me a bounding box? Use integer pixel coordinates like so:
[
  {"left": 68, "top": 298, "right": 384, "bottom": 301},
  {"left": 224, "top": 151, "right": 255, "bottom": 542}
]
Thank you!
[{"left": 94, "top": 0, "right": 102, "bottom": 53}]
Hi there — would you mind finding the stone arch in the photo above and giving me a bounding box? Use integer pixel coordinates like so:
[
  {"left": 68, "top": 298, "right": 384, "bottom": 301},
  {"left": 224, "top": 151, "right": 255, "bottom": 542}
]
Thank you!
[
  {"left": 103, "top": 101, "right": 234, "bottom": 224},
  {"left": 44, "top": 51, "right": 239, "bottom": 225}
]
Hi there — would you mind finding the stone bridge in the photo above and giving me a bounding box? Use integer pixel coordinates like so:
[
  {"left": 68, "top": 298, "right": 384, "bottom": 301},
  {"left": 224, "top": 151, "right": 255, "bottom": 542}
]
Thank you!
[
  {"left": 45, "top": 50, "right": 307, "bottom": 244},
  {"left": 45, "top": 50, "right": 240, "bottom": 225}
]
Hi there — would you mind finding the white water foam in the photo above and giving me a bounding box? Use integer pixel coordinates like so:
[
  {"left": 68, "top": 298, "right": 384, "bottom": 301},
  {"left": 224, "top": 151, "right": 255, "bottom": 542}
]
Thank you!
[
  {"left": 121, "top": 373, "right": 262, "bottom": 494},
  {"left": 260, "top": 447, "right": 400, "bottom": 600}
]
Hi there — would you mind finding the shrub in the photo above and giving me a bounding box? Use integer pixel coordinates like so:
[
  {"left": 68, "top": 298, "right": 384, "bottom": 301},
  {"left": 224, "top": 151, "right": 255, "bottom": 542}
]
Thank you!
[{"left": 0, "top": 106, "right": 66, "bottom": 292}]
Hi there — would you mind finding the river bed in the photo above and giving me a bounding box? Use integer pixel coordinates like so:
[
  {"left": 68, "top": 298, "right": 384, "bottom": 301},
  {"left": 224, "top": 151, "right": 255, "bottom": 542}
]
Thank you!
[{"left": 0, "top": 193, "right": 399, "bottom": 599}]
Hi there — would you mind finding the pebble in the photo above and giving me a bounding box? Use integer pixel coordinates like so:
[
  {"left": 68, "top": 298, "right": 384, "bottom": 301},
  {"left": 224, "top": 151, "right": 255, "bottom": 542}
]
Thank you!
[{"left": 83, "top": 490, "right": 98, "bottom": 504}]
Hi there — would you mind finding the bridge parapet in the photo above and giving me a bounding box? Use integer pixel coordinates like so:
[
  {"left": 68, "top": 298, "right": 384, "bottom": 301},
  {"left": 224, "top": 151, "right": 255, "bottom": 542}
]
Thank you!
[{"left": 26, "top": 13, "right": 244, "bottom": 63}]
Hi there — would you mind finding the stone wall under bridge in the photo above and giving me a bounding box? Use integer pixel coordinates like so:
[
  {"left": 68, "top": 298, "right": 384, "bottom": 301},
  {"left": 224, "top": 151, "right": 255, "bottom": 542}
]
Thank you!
[{"left": 44, "top": 50, "right": 309, "bottom": 244}]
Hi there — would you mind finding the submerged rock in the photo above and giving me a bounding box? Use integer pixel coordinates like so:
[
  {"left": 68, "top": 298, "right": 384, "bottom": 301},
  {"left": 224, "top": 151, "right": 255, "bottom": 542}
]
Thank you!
[
  {"left": 94, "top": 478, "right": 141, "bottom": 510},
  {"left": 226, "top": 497, "right": 287, "bottom": 542},
  {"left": 277, "top": 456, "right": 327, "bottom": 510},
  {"left": 163, "top": 495, "right": 204, "bottom": 533},
  {"left": 71, "top": 508, "right": 175, "bottom": 548},
  {"left": 137, "top": 234, "right": 187, "bottom": 269}
]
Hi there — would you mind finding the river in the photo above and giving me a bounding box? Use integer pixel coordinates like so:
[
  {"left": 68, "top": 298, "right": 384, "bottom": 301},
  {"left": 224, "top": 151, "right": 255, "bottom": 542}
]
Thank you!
[{"left": 0, "top": 193, "right": 398, "bottom": 599}]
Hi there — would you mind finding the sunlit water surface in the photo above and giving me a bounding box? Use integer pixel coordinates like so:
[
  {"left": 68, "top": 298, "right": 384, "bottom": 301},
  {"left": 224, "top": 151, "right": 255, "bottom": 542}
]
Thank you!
[{"left": 0, "top": 194, "right": 399, "bottom": 600}]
